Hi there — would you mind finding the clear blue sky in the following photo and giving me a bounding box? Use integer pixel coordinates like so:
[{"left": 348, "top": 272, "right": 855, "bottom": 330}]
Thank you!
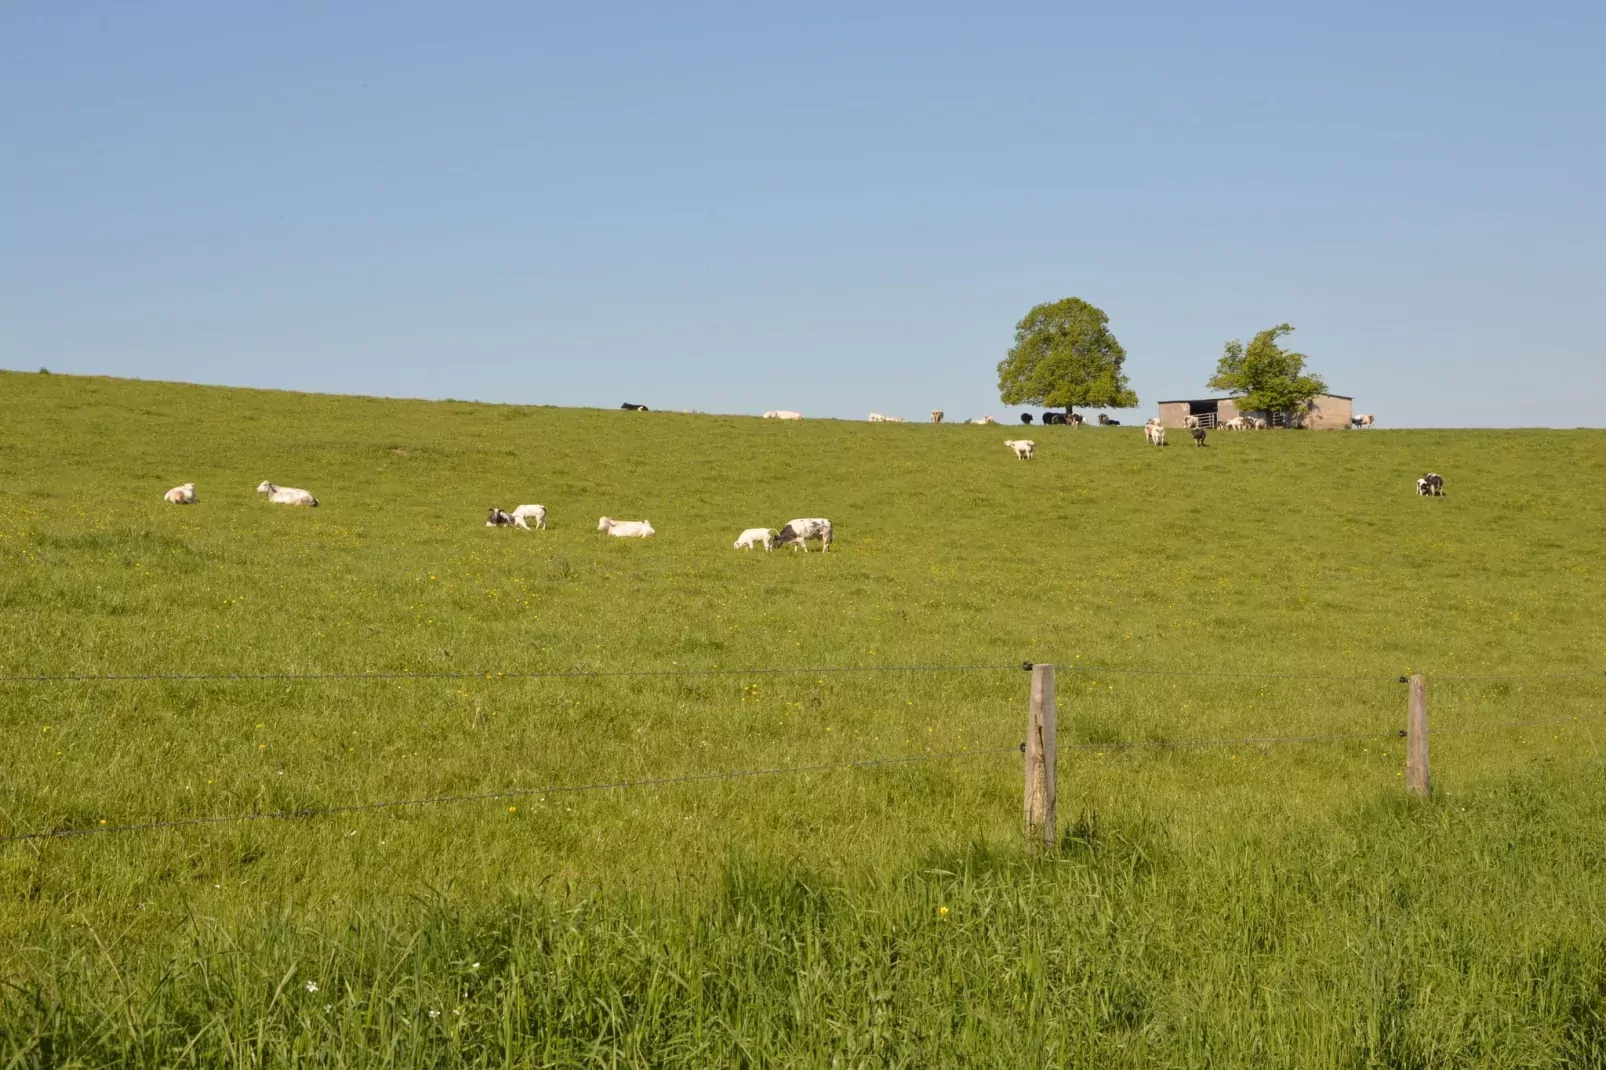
[{"left": 4, "top": 4, "right": 1602, "bottom": 426}]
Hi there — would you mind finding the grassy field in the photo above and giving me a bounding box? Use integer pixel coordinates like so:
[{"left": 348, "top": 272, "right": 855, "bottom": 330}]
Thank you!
[{"left": 2, "top": 369, "right": 1605, "bottom": 1066}]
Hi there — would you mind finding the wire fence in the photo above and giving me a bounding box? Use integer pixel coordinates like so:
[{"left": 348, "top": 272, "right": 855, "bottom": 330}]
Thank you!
[
  {"left": 1, "top": 660, "right": 1598, "bottom": 685},
  {"left": 1, "top": 659, "right": 1601, "bottom": 847}
]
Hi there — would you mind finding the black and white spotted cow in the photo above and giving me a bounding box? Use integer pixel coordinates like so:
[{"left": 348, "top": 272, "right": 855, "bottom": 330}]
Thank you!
[
  {"left": 1416, "top": 473, "right": 1445, "bottom": 497},
  {"left": 775, "top": 517, "right": 833, "bottom": 553}
]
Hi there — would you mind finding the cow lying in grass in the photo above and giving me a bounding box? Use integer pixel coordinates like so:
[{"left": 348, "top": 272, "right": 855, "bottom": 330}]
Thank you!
[
  {"left": 598, "top": 517, "right": 655, "bottom": 537},
  {"left": 164, "top": 483, "right": 196, "bottom": 504},
  {"left": 257, "top": 482, "right": 318, "bottom": 506}
]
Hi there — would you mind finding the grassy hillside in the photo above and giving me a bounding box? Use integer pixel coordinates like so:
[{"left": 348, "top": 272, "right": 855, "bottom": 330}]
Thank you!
[{"left": 2, "top": 370, "right": 1604, "bottom": 1066}]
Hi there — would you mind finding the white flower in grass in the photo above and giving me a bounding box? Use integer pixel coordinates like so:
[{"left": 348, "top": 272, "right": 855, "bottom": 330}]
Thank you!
[
  {"left": 305, "top": 981, "right": 319, "bottom": 993},
  {"left": 428, "top": 1009, "right": 440, "bottom": 1019}
]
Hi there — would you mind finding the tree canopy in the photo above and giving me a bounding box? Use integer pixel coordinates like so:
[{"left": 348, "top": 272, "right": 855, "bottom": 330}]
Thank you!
[
  {"left": 1207, "top": 324, "right": 1328, "bottom": 420},
  {"left": 997, "top": 297, "right": 1137, "bottom": 413}
]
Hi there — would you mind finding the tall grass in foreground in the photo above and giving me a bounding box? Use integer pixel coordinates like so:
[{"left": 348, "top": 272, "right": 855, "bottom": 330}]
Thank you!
[
  {"left": 7, "top": 772, "right": 1606, "bottom": 1067},
  {"left": 3, "top": 372, "right": 1605, "bottom": 1065}
]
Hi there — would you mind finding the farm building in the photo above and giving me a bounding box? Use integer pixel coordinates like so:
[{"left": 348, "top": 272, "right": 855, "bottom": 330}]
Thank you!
[{"left": 1155, "top": 394, "right": 1354, "bottom": 430}]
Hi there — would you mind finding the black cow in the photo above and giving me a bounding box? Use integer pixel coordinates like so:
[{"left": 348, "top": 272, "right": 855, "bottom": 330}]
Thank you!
[
  {"left": 1041, "top": 412, "right": 1064, "bottom": 425},
  {"left": 486, "top": 507, "right": 517, "bottom": 526},
  {"left": 1020, "top": 413, "right": 1034, "bottom": 424},
  {"left": 620, "top": 402, "right": 648, "bottom": 411},
  {"left": 1192, "top": 427, "right": 1208, "bottom": 447},
  {"left": 1098, "top": 414, "right": 1121, "bottom": 426}
]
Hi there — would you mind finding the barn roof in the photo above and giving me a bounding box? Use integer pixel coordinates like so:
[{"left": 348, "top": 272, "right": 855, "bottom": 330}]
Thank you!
[{"left": 1156, "top": 393, "right": 1352, "bottom": 404}]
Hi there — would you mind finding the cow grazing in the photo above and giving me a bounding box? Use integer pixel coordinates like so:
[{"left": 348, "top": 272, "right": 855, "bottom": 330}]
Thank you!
[
  {"left": 1004, "top": 439, "right": 1036, "bottom": 460},
  {"left": 511, "top": 504, "right": 547, "bottom": 529},
  {"left": 487, "top": 507, "right": 517, "bottom": 526},
  {"left": 1144, "top": 420, "right": 1166, "bottom": 447},
  {"left": 1353, "top": 414, "right": 1375, "bottom": 428},
  {"left": 620, "top": 402, "right": 648, "bottom": 411},
  {"left": 775, "top": 517, "right": 832, "bottom": 552},
  {"left": 256, "top": 481, "right": 318, "bottom": 506},
  {"left": 763, "top": 410, "right": 804, "bottom": 420},
  {"left": 930, "top": 410, "right": 945, "bottom": 424},
  {"left": 1416, "top": 473, "right": 1445, "bottom": 497},
  {"left": 598, "top": 517, "right": 655, "bottom": 537},
  {"left": 164, "top": 483, "right": 196, "bottom": 504},
  {"left": 1068, "top": 413, "right": 1085, "bottom": 427},
  {"left": 733, "top": 527, "right": 776, "bottom": 551},
  {"left": 1191, "top": 427, "right": 1207, "bottom": 447},
  {"left": 1020, "top": 413, "right": 1034, "bottom": 424}
]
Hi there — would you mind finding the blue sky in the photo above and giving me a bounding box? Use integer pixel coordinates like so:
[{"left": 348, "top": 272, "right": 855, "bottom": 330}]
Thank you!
[{"left": 4, "top": 3, "right": 1602, "bottom": 426}]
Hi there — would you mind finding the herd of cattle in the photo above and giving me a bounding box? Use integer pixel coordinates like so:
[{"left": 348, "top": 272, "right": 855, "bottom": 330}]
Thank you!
[{"left": 157, "top": 410, "right": 1437, "bottom": 549}]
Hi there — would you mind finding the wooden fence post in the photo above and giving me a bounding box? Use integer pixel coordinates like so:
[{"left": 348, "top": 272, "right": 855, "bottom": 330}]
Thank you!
[
  {"left": 1025, "top": 663, "right": 1057, "bottom": 849},
  {"left": 1406, "top": 673, "right": 1430, "bottom": 797}
]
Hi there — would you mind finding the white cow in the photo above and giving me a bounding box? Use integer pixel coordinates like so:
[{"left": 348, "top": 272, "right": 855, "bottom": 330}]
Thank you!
[
  {"left": 163, "top": 483, "right": 196, "bottom": 504},
  {"left": 1144, "top": 420, "right": 1166, "bottom": 447},
  {"left": 511, "top": 504, "right": 546, "bottom": 530},
  {"left": 1182, "top": 414, "right": 1202, "bottom": 429},
  {"left": 930, "top": 410, "right": 945, "bottom": 424},
  {"left": 598, "top": 517, "right": 654, "bottom": 537},
  {"left": 256, "top": 481, "right": 318, "bottom": 506},
  {"left": 1003, "top": 439, "right": 1036, "bottom": 460},
  {"left": 967, "top": 416, "right": 998, "bottom": 425},
  {"left": 763, "top": 410, "right": 804, "bottom": 420},
  {"left": 1222, "top": 417, "right": 1248, "bottom": 431},
  {"left": 1249, "top": 417, "right": 1268, "bottom": 430},
  {"left": 733, "top": 527, "right": 776, "bottom": 551},
  {"left": 775, "top": 517, "right": 832, "bottom": 552}
]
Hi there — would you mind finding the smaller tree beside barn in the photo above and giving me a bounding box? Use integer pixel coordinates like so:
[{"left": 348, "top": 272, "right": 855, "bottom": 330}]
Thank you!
[
  {"left": 1207, "top": 324, "right": 1328, "bottom": 423},
  {"left": 997, "top": 297, "right": 1137, "bottom": 418}
]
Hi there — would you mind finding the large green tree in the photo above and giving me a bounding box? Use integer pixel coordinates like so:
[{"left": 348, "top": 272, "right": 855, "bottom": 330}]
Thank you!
[
  {"left": 997, "top": 297, "right": 1137, "bottom": 416},
  {"left": 1207, "top": 324, "right": 1328, "bottom": 424}
]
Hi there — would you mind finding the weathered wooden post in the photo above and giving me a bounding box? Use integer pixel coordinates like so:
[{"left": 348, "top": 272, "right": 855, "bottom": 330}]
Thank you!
[
  {"left": 1406, "top": 673, "right": 1430, "bottom": 796},
  {"left": 1025, "top": 663, "right": 1057, "bottom": 849}
]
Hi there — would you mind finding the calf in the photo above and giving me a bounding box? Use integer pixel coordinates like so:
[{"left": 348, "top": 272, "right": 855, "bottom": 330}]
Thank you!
[
  {"left": 1416, "top": 473, "right": 1445, "bottom": 497},
  {"left": 930, "top": 410, "right": 944, "bottom": 423},
  {"left": 1144, "top": 420, "right": 1166, "bottom": 447},
  {"left": 775, "top": 517, "right": 832, "bottom": 552},
  {"left": 733, "top": 527, "right": 776, "bottom": 551},
  {"left": 598, "top": 517, "right": 655, "bottom": 537},
  {"left": 1191, "top": 427, "right": 1208, "bottom": 447},
  {"left": 1003, "top": 439, "right": 1036, "bottom": 460},
  {"left": 1182, "top": 414, "right": 1202, "bottom": 429},
  {"left": 1222, "top": 417, "right": 1247, "bottom": 431},
  {"left": 487, "top": 507, "right": 517, "bottom": 526},
  {"left": 256, "top": 481, "right": 318, "bottom": 506},
  {"left": 164, "top": 482, "right": 197, "bottom": 504},
  {"left": 511, "top": 504, "right": 547, "bottom": 529}
]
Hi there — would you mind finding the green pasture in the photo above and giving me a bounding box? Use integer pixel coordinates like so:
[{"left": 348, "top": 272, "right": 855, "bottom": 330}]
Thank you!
[{"left": 1, "top": 370, "right": 1604, "bottom": 1066}]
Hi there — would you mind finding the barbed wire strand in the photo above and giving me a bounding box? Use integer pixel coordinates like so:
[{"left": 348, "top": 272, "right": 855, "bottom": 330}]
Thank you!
[
  {"left": 0, "top": 745, "right": 1021, "bottom": 845},
  {"left": 6, "top": 662, "right": 1593, "bottom": 686},
  {"left": 0, "top": 664, "right": 1021, "bottom": 685}
]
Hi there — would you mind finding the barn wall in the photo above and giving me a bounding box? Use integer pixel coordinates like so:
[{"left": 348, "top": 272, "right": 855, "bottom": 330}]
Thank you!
[{"left": 1306, "top": 394, "right": 1353, "bottom": 429}]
